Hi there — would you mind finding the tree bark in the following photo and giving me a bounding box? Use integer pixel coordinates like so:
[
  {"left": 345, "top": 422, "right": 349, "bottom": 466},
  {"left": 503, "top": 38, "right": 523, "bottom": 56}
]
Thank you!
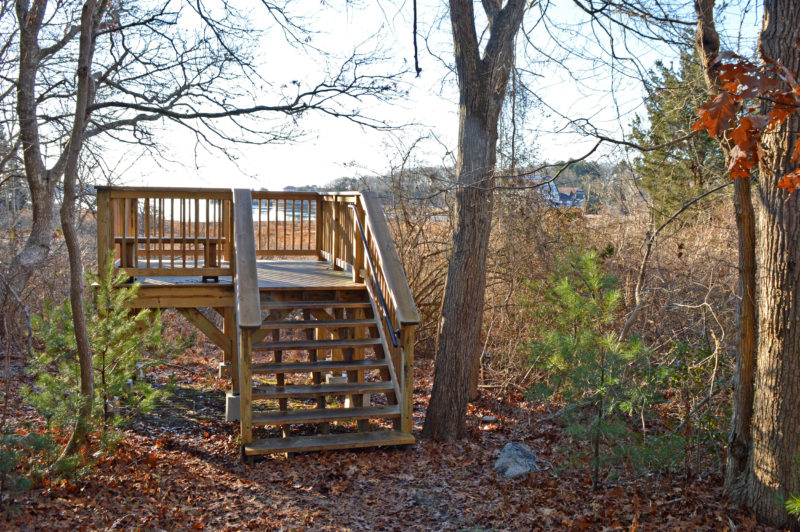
[
  {"left": 693, "top": 0, "right": 758, "bottom": 502},
  {"left": 3, "top": 1, "right": 58, "bottom": 311},
  {"left": 59, "top": 0, "right": 103, "bottom": 458},
  {"left": 422, "top": 0, "right": 525, "bottom": 441},
  {"left": 746, "top": 2, "right": 800, "bottom": 527}
]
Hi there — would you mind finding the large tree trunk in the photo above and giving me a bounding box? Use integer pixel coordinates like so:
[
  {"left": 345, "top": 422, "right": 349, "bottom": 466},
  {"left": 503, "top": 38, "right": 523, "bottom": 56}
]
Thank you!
[
  {"left": 3, "top": 2, "right": 58, "bottom": 308},
  {"left": 747, "top": 3, "right": 800, "bottom": 527},
  {"left": 424, "top": 101, "right": 494, "bottom": 439},
  {"left": 422, "top": 0, "right": 525, "bottom": 441},
  {"left": 693, "top": 0, "right": 758, "bottom": 501}
]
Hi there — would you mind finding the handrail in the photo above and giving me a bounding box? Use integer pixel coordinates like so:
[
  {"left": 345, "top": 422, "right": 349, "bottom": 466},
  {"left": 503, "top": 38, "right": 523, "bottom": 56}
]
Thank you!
[
  {"left": 232, "top": 188, "right": 261, "bottom": 328},
  {"left": 349, "top": 204, "right": 399, "bottom": 347},
  {"left": 358, "top": 192, "right": 421, "bottom": 326},
  {"left": 97, "top": 185, "right": 231, "bottom": 199}
]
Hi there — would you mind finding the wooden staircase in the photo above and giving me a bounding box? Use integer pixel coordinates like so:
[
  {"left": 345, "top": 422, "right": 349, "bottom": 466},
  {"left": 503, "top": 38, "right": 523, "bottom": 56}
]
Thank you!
[
  {"left": 242, "top": 288, "right": 414, "bottom": 456},
  {"left": 95, "top": 186, "right": 419, "bottom": 460},
  {"left": 230, "top": 190, "right": 420, "bottom": 459}
]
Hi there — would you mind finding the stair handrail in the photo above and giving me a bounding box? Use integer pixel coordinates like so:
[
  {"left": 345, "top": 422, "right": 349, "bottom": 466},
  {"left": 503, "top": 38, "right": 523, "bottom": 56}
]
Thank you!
[
  {"left": 349, "top": 203, "right": 400, "bottom": 347},
  {"left": 232, "top": 188, "right": 261, "bottom": 328},
  {"left": 357, "top": 192, "right": 420, "bottom": 328}
]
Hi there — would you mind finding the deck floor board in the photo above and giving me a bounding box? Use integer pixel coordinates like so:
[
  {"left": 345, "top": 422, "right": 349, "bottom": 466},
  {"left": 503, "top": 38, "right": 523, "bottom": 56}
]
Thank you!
[{"left": 132, "top": 260, "right": 359, "bottom": 289}]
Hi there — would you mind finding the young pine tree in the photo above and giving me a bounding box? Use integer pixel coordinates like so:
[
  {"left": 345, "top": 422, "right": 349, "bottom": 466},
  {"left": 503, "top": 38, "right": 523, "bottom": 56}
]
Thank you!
[
  {"left": 25, "top": 258, "right": 178, "bottom": 454},
  {"left": 525, "top": 249, "right": 651, "bottom": 490}
]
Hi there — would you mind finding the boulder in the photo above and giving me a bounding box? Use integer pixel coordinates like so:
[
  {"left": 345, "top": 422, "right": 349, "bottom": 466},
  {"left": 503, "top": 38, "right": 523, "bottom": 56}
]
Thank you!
[{"left": 493, "top": 442, "right": 539, "bottom": 478}]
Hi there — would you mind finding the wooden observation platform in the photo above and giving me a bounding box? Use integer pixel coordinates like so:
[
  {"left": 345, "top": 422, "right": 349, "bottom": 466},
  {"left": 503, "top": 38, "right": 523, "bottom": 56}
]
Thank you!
[{"left": 95, "top": 187, "right": 420, "bottom": 458}]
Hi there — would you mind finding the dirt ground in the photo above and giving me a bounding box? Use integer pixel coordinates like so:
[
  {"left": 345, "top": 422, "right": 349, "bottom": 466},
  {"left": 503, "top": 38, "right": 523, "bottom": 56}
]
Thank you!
[{"left": 1, "top": 311, "right": 773, "bottom": 532}]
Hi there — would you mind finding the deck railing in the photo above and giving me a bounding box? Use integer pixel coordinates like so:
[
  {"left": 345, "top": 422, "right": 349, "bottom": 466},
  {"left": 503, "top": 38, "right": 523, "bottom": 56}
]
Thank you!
[
  {"left": 96, "top": 186, "right": 420, "bottom": 439},
  {"left": 251, "top": 191, "right": 319, "bottom": 258},
  {"left": 316, "top": 191, "right": 421, "bottom": 434},
  {"left": 96, "top": 186, "right": 234, "bottom": 279}
]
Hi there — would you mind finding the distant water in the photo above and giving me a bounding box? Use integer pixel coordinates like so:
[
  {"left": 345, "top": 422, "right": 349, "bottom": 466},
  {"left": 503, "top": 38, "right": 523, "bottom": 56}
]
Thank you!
[{"left": 252, "top": 204, "right": 316, "bottom": 222}]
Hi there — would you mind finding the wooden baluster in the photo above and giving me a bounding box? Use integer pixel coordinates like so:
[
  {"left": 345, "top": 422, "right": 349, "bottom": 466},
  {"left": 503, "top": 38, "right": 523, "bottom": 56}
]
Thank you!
[
  {"left": 205, "top": 198, "right": 210, "bottom": 266},
  {"left": 266, "top": 199, "right": 270, "bottom": 252},
  {"left": 257, "top": 198, "right": 262, "bottom": 255},
  {"left": 144, "top": 198, "right": 150, "bottom": 268},
  {"left": 121, "top": 198, "right": 129, "bottom": 269},
  {"left": 282, "top": 199, "right": 287, "bottom": 251},
  {"left": 157, "top": 198, "right": 163, "bottom": 268},
  {"left": 316, "top": 198, "right": 323, "bottom": 259},
  {"left": 331, "top": 199, "right": 340, "bottom": 270},
  {"left": 194, "top": 198, "right": 200, "bottom": 268},
  {"left": 291, "top": 199, "right": 296, "bottom": 250},
  {"left": 300, "top": 200, "right": 305, "bottom": 249}
]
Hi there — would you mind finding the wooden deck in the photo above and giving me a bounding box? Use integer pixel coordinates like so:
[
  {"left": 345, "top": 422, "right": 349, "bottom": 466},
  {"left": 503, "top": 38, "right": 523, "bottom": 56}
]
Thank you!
[
  {"left": 97, "top": 187, "right": 420, "bottom": 457},
  {"left": 132, "top": 260, "right": 360, "bottom": 290}
]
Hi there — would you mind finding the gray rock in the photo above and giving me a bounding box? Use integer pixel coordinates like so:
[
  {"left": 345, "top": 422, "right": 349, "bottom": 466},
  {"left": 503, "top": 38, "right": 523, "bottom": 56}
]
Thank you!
[
  {"left": 493, "top": 442, "right": 539, "bottom": 478},
  {"left": 481, "top": 415, "right": 498, "bottom": 423}
]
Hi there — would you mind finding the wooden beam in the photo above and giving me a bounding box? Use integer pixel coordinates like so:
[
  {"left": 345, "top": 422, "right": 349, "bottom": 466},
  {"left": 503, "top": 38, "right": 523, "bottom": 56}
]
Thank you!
[
  {"left": 177, "top": 308, "right": 232, "bottom": 355},
  {"left": 223, "top": 307, "right": 239, "bottom": 393},
  {"left": 96, "top": 188, "right": 111, "bottom": 275},
  {"left": 239, "top": 328, "right": 253, "bottom": 445},
  {"left": 401, "top": 325, "right": 416, "bottom": 435}
]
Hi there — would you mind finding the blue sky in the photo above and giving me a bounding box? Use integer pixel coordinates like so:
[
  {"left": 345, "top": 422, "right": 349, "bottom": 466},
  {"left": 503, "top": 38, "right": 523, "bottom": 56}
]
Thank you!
[{"left": 115, "top": 0, "right": 761, "bottom": 190}]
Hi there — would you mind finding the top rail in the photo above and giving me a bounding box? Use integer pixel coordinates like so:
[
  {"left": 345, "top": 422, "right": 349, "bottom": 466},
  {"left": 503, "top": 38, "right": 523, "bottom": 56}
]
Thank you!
[
  {"left": 359, "top": 192, "right": 420, "bottom": 326},
  {"left": 232, "top": 188, "right": 261, "bottom": 328},
  {"left": 349, "top": 203, "right": 399, "bottom": 346},
  {"left": 98, "top": 186, "right": 232, "bottom": 200}
]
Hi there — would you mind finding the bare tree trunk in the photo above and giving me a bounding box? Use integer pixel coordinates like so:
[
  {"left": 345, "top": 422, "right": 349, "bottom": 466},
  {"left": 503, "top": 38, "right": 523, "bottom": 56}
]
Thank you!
[
  {"left": 746, "top": 3, "right": 800, "bottom": 527},
  {"left": 2, "top": 2, "right": 58, "bottom": 313},
  {"left": 422, "top": 0, "right": 525, "bottom": 441},
  {"left": 425, "top": 109, "right": 494, "bottom": 439},
  {"left": 59, "top": 0, "right": 103, "bottom": 459},
  {"left": 693, "top": 0, "right": 758, "bottom": 502},
  {"left": 726, "top": 176, "right": 757, "bottom": 498}
]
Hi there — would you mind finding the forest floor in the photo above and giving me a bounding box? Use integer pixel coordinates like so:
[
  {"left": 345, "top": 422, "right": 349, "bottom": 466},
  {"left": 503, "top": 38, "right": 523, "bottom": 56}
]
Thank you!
[{"left": 1, "top": 313, "right": 773, "bottom": 531}]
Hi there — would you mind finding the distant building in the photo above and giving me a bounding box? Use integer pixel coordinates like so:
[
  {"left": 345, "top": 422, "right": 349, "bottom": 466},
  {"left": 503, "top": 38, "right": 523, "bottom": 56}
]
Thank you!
[
  {"left": 519, "top": 176, "right": 586, "bottom": 208},
  {"left": 520, "top": 176, "right": 561, "bottom": 206},
  {"left": 557, "top": 187, "right": 586, "bottom": 208}
]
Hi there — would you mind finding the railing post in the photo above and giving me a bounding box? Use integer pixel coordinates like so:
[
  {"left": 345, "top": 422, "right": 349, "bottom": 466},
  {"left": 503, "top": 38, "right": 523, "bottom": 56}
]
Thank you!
[
  {"left": 331, "top": 198, "right": 341, "bottom": 270},
  {"left": 222, "top": 199, "right": 231, "bottom": 263},
  {"left": 353, "top": 201, "right": 364, "bottom": 283},
  {"left": 96, "top": 188, "right": 111, "bottom": 275},
  {"left": 401, "top": 325, "right": 416, "bottom": 435},
  {"left": 239, "top": 328, "right": 253, "bottom": 444},
  {"left": 224, "top": 307, "right": 240, "bottom": 394},
  {"left": 232, "top": 189, "right": 260, "bottom": 448},
  {"left": 316, "top": 197, "right": 324, "bottom": 261}
]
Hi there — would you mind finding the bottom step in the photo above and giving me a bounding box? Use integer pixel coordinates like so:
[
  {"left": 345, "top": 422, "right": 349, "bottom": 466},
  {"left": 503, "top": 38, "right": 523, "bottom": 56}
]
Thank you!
[{"left": 244, "top": 430, "right": 415, "bottom": 456}]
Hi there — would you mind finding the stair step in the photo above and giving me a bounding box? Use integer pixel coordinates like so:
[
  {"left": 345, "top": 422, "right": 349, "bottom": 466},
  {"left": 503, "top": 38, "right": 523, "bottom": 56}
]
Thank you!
[
  {"left": 252, "top": 405, "right": 401, "bottom": 426},
  {"left": 253, "top": 338, "right": 381, "bottom": 351},
  {"left": 259, "top": 319, "right": 377, "bottom": 330},
  {"left": 253, "top": 359, "right": 389, "bottom": 375},
  {"left": 244, "top": 430, "right": 415, "bottom": 456},
  {"left": 261, "top": 301, "right": 372, "bottom": 310},
  {"left": 260, "top": 300, "right": 371, "bottom": 310},
  {"left": 252, "top": 381, "right": 393, "bottom": 399}
]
